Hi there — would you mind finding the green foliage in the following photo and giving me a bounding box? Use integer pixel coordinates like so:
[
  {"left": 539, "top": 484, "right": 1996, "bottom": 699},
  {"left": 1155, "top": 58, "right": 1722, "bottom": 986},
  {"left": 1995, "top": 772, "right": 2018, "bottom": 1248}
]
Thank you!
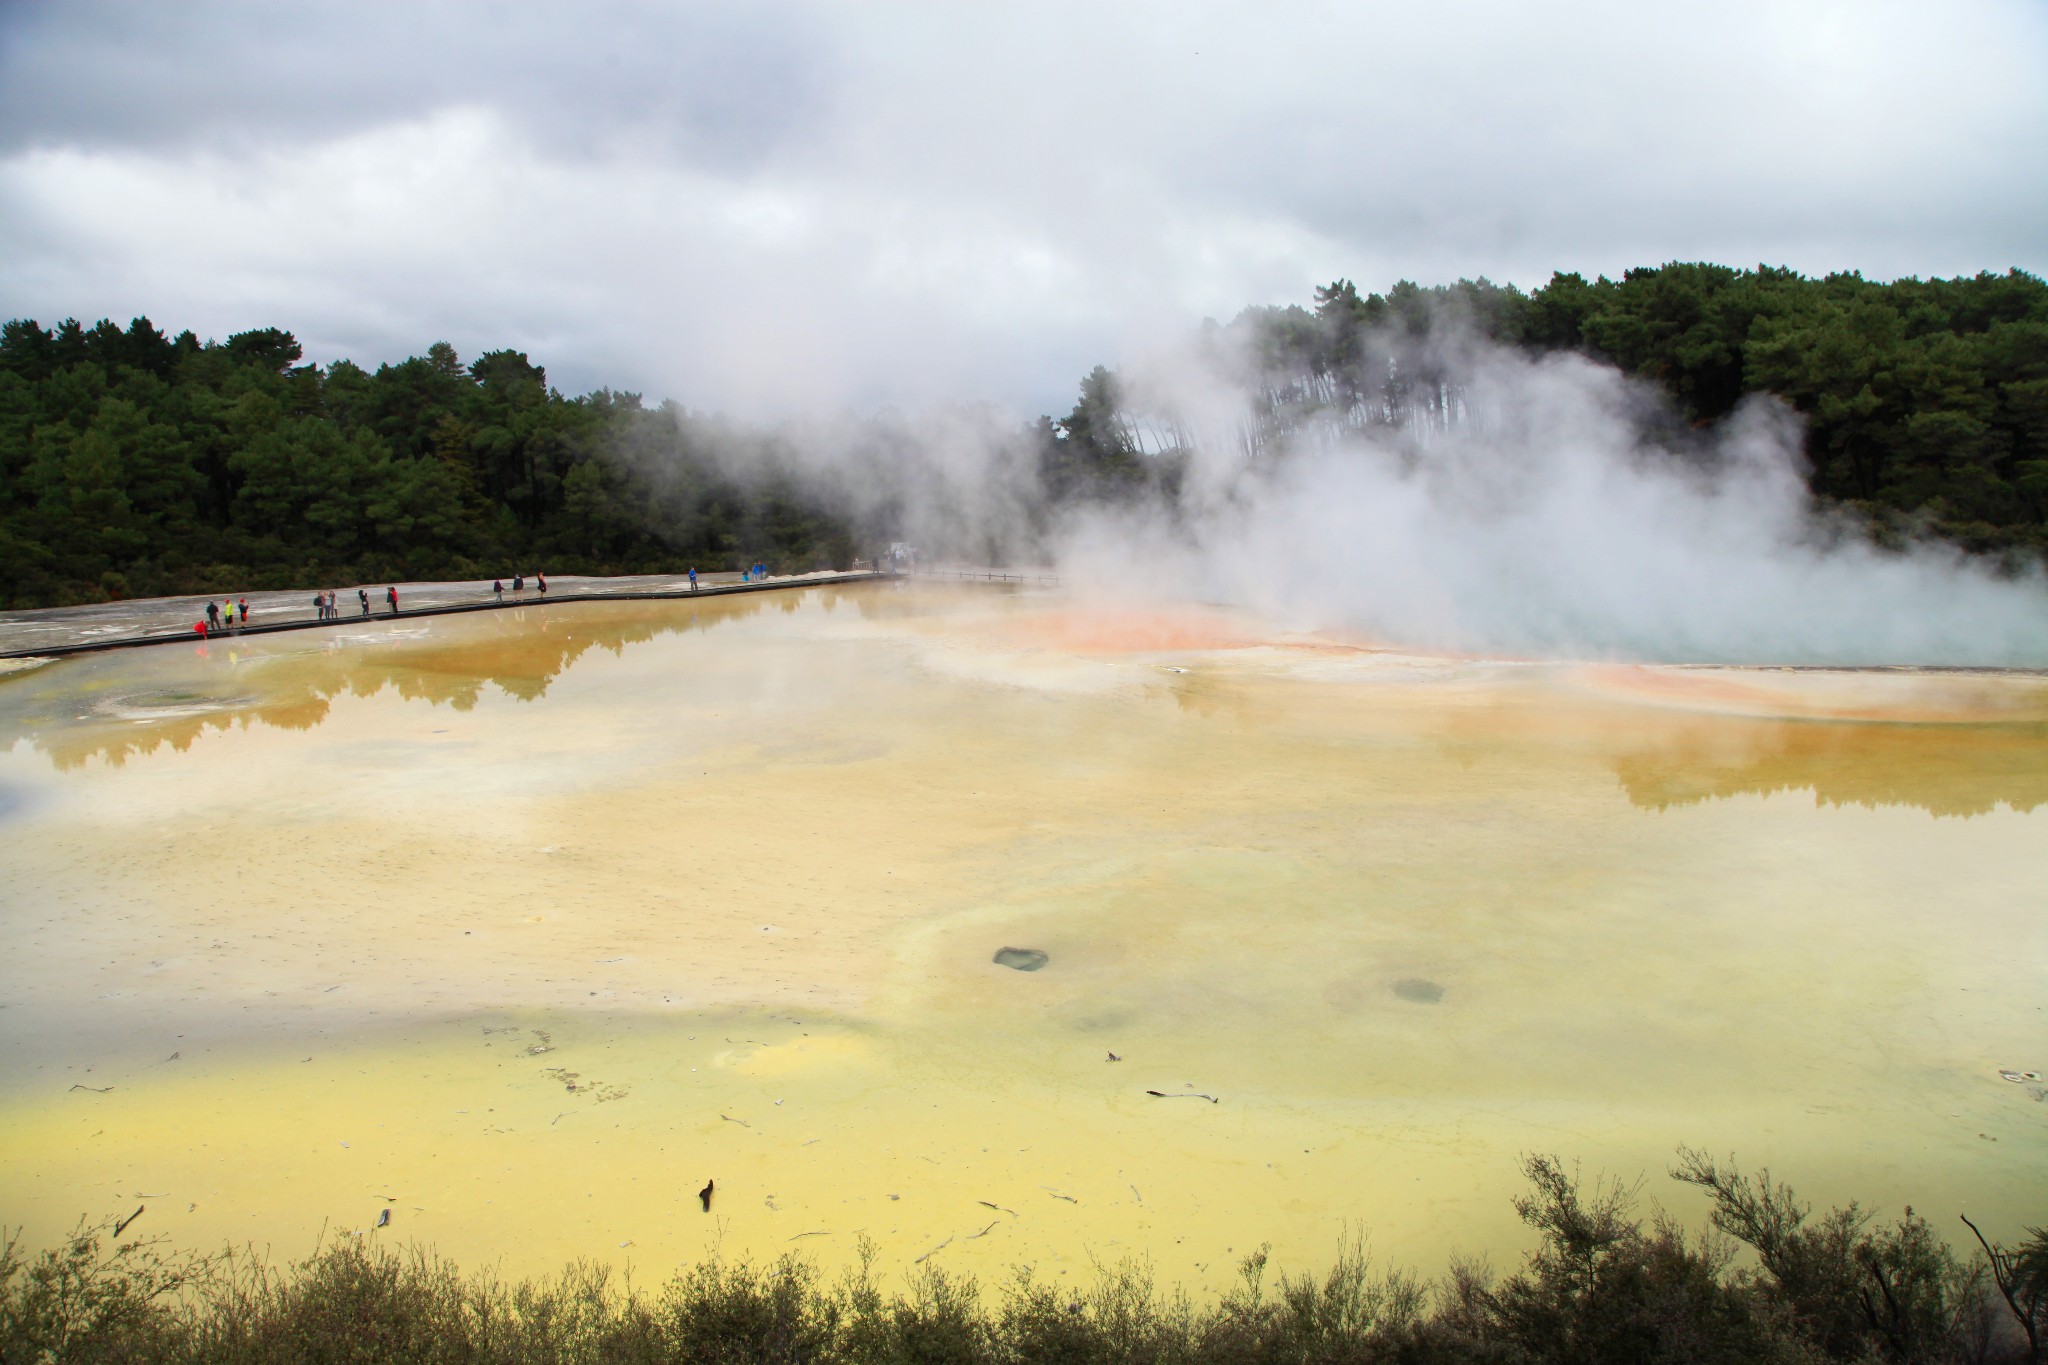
[
  {"left": 4, "top": 1153, "right": 2040, "bottom": 1364},
  {"left": 7, "top": 267, "right": 2045, "bottom": 608},
  {"left": 1042, "top": 366, "right": 1156, "bottom": 502},
  {"left": 0, "top": 1220, "right": 196, "bottom": 1363},
  {"left": 0, "top": 322, "right": 864, "bottom": 608},
  {"left": 1671, "top": 1147, "right": 2010, "bottom": 1363},
  {"left": 1258, "top": 264, "right": 2048, "bottom": 559}
]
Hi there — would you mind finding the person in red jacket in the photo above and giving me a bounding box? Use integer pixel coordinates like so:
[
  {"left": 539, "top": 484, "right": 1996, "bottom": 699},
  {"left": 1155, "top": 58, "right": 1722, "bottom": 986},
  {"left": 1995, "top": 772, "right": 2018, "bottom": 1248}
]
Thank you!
[{"left": 386, "top": 585, "right": 399, "bottom": 614}]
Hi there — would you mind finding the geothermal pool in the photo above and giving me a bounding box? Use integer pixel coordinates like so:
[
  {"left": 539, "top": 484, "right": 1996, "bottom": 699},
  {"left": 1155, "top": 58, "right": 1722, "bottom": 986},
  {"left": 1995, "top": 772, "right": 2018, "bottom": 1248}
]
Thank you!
[{"left": 0, "top": 582, "right": 2043, "bottom": 1287}]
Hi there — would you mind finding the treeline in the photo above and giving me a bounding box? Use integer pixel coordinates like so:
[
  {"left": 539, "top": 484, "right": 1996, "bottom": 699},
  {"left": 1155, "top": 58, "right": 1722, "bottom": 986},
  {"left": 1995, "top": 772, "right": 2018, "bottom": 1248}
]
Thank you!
[
  {"left": 1217, "top": 265, "right": 2048, "bottom": 556},
  {"left": 4, "top": 262, "right": 2046, "bottom": 609},
  {"left": 0, "top": 321, "right": 859, "bottom": 608},
  {"left": 5, "top": 1151, "right": 2045, "bottom": 1363}
]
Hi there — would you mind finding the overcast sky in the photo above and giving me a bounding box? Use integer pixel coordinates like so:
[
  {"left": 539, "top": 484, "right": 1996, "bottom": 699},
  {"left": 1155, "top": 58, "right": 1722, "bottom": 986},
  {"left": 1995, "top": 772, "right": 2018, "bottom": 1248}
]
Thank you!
[{"left": 2, "top": 0, "right": 2043, "bottom": 417}]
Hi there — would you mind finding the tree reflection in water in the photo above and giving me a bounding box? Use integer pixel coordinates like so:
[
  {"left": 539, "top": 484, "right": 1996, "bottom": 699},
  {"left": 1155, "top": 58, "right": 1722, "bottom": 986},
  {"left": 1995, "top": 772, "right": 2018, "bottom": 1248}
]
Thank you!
[
  {"left": 1613, "top": 715, "right": 2048, "bottom": 818},
  {"left": 0, "top": 590, "right": 868, "bottom": 769}
]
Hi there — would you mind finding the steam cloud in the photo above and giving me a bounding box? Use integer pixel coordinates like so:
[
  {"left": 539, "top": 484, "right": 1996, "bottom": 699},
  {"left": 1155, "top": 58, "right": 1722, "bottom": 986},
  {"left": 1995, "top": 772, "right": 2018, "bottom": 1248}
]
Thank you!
[
  {"left": 842, "top": 328, "right": 2048, "bottom": 668},
  {"left": 1051, "top": 334, "right": 2048, "bottom": 667},
  {"left": 608, "top": 319, "right": 2046, "bottom": 667}
]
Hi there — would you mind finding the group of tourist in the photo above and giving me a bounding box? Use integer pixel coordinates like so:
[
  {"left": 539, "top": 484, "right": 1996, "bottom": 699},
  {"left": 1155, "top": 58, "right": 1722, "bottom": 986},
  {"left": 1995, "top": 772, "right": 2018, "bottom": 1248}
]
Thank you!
[
  {"left": 193, "top": 595, "right": 252, "bottom": 636},
  {"left": 198, "top": 586, "right": 395, "bottom": 635},
  {"left": 311, "top": 588, "right": 374, "bottom": 620},
  {"left": 194, "top": 570, "right": 571, "bottom": 640},
  {"left": 490, "top": 572, "right": 547, "bottom": 602},
  {"left": 193, "top": 563, "right": 775, "bottom": 640}
]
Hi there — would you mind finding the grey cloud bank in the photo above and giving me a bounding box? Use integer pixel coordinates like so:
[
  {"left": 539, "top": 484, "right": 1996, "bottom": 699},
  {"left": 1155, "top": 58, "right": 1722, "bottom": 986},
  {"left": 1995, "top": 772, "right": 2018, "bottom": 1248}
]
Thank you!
[{"left": 2, "top": 0, "right": 2044, "bottom": 418}]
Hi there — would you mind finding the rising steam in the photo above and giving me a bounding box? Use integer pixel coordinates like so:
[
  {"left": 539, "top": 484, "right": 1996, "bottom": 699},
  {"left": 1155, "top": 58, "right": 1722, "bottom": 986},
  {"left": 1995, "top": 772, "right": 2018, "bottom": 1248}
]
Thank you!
[
  {"left": 1050, "top": 331, "right": 2048, "bottom": 667},
  {"left": 617, "top": 321, "right": 2048, "bottom": 668}
]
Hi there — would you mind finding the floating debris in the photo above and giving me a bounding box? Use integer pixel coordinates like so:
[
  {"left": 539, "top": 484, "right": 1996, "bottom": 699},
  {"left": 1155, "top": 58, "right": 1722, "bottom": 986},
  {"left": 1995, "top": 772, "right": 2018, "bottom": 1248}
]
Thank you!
[
  {"left": 114, "top": 1205, "right": 144, "bottom": 1236},
  {"left": 1998, "top": 1069, "right": 2042, "bottom": 1083},
  {"left": 699, "top": 1179, "right": 715, "bottom": 1212},
  {"left": 994, "top": 947, "right": 1049, "bottom": 972},
  {"left": 1146, "top": 1090, "right": 1219, "bottom": 1104},
  {"left": 963, "top": 1220, "right": 1000, "bottom": 1241},
  {"left": 376, "top": 1209, "right": 391, "bottom": 1228},
  {"left": 1106, "top": 1052, "right": 1122, "bottom": 1062},
  {"left": 915, "top": 1235, "right": 954, "bottom": 1263},
  {"left": 68, "top": 1084, "right": 113, "bottom": 1094},
  {"left": 1392, "top": 978, "right": 1445, "bottom": 1004}
]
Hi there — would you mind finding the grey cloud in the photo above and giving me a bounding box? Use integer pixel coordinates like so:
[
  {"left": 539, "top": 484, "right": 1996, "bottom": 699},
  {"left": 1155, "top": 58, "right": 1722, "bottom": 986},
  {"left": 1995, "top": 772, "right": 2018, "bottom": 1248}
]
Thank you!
[
  {"left": 0, "top": 0, "right": 2043, "bottom": 418},
  {"left": 0, "top": 0, "right": 829, "bottom": 170}
]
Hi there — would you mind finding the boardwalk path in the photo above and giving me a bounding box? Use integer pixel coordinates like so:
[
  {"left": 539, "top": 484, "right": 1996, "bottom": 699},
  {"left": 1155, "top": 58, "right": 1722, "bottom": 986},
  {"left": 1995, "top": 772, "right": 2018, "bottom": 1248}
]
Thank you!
[{"left": 0, "top": 571, "right": 896, "bottom": 660}]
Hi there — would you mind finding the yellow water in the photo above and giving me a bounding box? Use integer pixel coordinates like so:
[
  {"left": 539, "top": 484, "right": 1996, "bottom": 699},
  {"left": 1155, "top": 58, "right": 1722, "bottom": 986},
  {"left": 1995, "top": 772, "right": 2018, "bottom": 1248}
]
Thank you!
[{"left": 0, "top": 583, "right": 2043, "bottom": 1292}]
